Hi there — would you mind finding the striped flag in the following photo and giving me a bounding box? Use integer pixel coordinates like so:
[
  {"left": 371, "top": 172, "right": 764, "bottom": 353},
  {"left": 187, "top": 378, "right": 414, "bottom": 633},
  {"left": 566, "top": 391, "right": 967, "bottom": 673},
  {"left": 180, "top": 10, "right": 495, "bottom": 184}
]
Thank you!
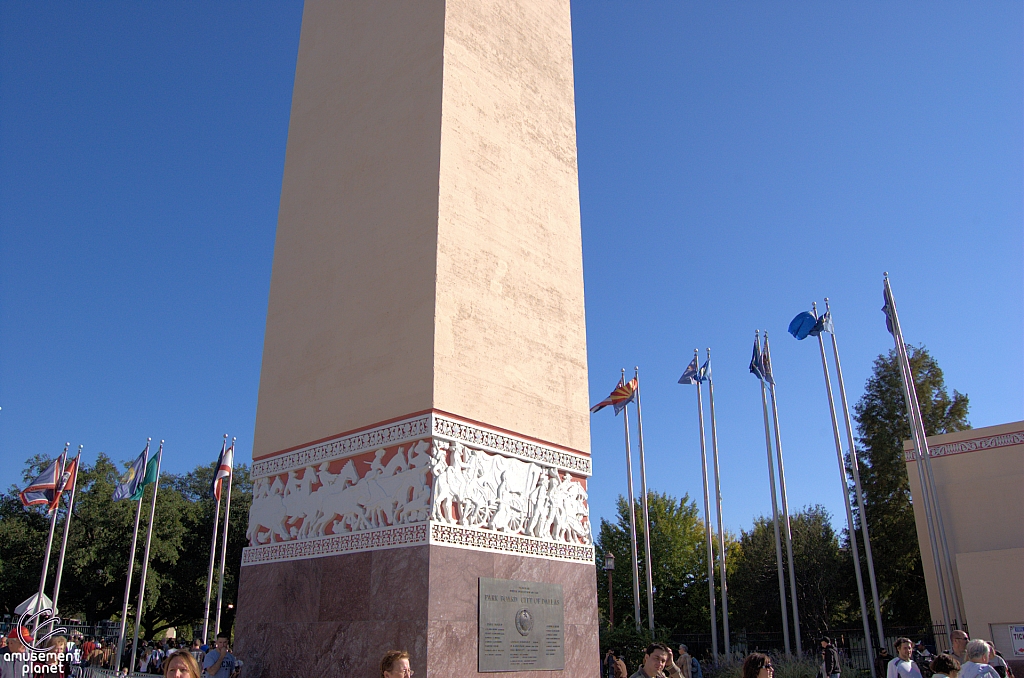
[
  {"left": 52, "top": 456, "right": 79, "bottom": 510},
  {"left": 210, "top": 440, "right": 234, "bottom": 502},
  {"left": 590, "top": 377, "right": 637, "bottom": 415},
  {"left": 20, "top": 457, "right": 63, "bottom": 509}
]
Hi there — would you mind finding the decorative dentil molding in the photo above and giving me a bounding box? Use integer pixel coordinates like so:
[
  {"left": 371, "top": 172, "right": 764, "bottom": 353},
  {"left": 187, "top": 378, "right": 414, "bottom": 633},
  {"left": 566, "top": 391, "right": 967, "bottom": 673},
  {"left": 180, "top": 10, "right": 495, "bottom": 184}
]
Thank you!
[
  {"left": 242, "top": 414, "right": 593, "bottom": 566},
  {"left": 904, "top": 430, "right": 1024, "bottom": 463}
]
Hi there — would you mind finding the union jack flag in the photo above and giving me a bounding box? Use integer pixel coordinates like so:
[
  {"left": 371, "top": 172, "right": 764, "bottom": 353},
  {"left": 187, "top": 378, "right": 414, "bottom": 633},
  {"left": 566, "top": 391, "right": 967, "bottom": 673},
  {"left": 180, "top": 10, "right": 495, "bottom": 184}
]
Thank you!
[
  {"left": 590, "top": 377, "right": 638, "bottom": 415},
  {"left": 210, "top": 440, "right": 234, "bottom": 502}
]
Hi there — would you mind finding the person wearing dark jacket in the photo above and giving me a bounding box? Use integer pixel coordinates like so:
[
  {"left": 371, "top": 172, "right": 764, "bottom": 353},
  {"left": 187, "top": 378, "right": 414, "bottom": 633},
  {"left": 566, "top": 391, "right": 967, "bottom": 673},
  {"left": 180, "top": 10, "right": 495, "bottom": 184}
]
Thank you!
[{"left": 820, "top": 637, "right": 841, "bottom": 678}]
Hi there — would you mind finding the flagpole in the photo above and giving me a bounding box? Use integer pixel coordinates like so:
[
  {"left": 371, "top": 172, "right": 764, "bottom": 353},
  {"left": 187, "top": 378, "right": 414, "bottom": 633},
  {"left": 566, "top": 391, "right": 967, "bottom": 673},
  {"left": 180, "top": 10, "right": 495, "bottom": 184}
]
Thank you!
[
  {"left": 620, "top": 371, "right": 643, "bottom": 634},
  {"left": 33, "top": 444, "right": 68, "bottom": 630},
  {"left": 811, "top": 304, "right": 875, "bottom": 677},
  {"left": 756, "top": 332, "right": 791, "bottom": 657},
  {"left": 115, "top": 439, "right": 149, "bottom": 674},
  {"left": 706, "top": 349, "right": 730, "bottom": 656},
  {"left": 633, "top": 369, "right": 656, "bottom": 632},
  {"left": 202, "top": 435, "right": 227, "bottom": 644},
  {"left": 763, "top": 332, "right": 802, "bottom": 656},
  {"left": 825, "top": 299, "right": 885, "bottom": 647},
  {"left": 51, "top": 446, "right": 82, "bottom": 616},
  {"left": 131, "top": 441, "right": 163, "bottom": 666},
  {"left": 695, "top": 349, "right": 719, "bottom": 658},
  {"left": 884, "top": 275, "right": 960, "bottom": 627},
  {"left": 214, "top": 438, "right": 235, "bottom": 636}
]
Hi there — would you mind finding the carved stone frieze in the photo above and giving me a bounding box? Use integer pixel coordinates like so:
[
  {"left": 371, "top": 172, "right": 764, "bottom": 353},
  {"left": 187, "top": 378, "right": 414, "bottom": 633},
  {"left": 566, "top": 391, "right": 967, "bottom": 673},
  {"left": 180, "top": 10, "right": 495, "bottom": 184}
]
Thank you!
[
  {"left": 904, "top": 431, "right": 1024, "bottom": 462},
  {"left": 242, "top": 414, "right": 593, "bottom": 566}
]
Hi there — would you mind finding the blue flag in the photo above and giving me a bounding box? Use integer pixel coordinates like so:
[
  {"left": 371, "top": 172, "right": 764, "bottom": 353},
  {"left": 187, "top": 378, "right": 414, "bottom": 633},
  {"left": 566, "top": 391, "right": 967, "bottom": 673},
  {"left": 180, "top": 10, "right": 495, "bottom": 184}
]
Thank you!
[
  {"left": 749, "top": 338, "right": 765, "bottom": 380},
  {"left": 789, "top": 311, "right": 834, "bottom": 340},
  {"left": 678, "top": 356, "right": 700, "bottom": 385},
  {"left": 788, "top": 312, "right": 817, "bottom": 340},
  {"left": 113, "top": 447, "right": 148, "bottom": 501},
  {"left": 882, "top": 287, "right": 895, "bottom": 335},
  {"left": 699, "top": 358, "right": 711, "bottom": 384}
]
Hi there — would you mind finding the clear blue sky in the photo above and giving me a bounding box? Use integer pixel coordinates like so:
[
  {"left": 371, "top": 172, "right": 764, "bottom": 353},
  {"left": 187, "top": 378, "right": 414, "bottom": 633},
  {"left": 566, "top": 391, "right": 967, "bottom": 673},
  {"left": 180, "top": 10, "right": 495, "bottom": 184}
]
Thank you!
[{"left": 2, "top": 2, "right": 1021, "bottom": 536}]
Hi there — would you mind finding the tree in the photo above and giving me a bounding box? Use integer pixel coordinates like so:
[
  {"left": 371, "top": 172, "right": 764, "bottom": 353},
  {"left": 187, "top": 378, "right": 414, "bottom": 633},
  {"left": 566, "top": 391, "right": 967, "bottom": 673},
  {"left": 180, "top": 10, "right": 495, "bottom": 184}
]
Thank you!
[
  {"left": 596, "top": 491, "right": 728, "bottom": 636},
  {"left": 853, "top": 345, "right": 969, "bottom": 626},
  {"left": 728, "top": 505, "right": 852, "bottom": 639}
]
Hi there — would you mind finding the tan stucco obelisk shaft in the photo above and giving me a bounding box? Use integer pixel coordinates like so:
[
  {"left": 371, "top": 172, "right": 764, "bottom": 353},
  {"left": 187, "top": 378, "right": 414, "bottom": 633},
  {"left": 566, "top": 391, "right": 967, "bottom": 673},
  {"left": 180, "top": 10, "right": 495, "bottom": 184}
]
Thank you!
[{"left": 253, "top": 0, "right": 589, "bottom": 460}]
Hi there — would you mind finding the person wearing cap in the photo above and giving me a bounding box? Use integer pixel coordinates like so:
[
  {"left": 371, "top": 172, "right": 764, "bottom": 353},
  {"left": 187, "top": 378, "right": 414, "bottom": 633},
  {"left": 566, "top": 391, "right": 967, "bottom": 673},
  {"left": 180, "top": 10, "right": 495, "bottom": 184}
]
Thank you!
[{"left": 0, "top": 627, "right": 33, "bottom": 678}]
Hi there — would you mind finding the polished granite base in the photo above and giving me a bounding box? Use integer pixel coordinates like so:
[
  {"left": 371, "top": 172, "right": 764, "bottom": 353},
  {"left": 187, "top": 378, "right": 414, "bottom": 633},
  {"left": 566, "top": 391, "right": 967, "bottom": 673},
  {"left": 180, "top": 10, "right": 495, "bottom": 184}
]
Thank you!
[{"left": 233, "top": 545, "right": 599, "bottom": 677}]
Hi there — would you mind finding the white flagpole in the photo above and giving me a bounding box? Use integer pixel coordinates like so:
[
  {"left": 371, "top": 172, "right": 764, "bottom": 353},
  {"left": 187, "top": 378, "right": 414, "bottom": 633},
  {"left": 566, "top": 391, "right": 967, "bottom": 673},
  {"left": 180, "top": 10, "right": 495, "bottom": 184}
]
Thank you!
[
  {"left": 620, "top": 370, "right": 643, "bottom": 634},
  {"left": 33, "top": 444, "right": 68, "bottom": 631},
  {"left": 706, "top": 349, "right": 730, "bottom": 656},
  {"left": 214, "top": 438, "right": 235, "bottom": 636},
  {"left": 633, "top": 369, "right": 656, "bottom": 632},
  {"left": 51, "top": 446, "right": 83, "bottom": 616},
  {"left": 694, "top": 349, "right": 719, "bottom": 658},
  {"left": 824, "top": 299, "right": 885, "bottom": 647},
  {"left": 756, "top": 332, "right": 791, "bottom": 656},
  {"left": 131, "top": 441, "right": 163, "bottom": 666},
  {"left": 202, "top": 435, "right": 227, "bottom": 645},
  {"left": 884, "top": 275, "right": 961, "bottom": 627},
  {"left": 764, "top": 332, "right": 802, "bottom": 655},
  {"left": 811, "top": 304, "right": 875, "bottom": 678},
  {"left": 115, "top": 439, "right": 149, "bottom": 674}
]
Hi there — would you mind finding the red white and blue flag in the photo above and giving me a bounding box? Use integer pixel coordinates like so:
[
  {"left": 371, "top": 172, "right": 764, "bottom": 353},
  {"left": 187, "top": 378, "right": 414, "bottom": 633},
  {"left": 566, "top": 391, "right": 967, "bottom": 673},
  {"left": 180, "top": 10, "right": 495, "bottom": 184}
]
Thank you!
[
  {"left": 210, "top": 440, "right": 234, "bottom": 502},
  {"left": 590, "top": 377, "right": 638, "bottom": 415},
  {"left": 20, "top": 456, "right": 63, "bottom": 510}
]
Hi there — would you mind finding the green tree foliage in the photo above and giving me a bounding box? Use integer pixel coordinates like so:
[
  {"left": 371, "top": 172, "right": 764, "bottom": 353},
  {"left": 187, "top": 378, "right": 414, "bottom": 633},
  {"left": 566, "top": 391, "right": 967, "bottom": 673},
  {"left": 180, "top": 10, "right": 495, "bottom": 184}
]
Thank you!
[
  {"left": 0, "top": 453, "right": 251, "bottom": 638},
  {"left": 728, "top": 506, "right": 852, "bottom": 638},
  {"left": 596, "top": 491, "right": 735, "bottom": 635},
  {"left": 853, "top": 345, "right": 969, "bottom": 626}
]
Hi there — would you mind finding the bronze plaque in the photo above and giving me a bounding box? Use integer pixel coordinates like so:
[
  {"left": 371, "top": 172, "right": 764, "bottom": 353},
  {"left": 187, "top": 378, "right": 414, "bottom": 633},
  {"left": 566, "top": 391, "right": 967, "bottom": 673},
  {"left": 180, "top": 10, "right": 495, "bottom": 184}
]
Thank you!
[{"left": 478, "top": 577, "right": 565, "bottom": 672}]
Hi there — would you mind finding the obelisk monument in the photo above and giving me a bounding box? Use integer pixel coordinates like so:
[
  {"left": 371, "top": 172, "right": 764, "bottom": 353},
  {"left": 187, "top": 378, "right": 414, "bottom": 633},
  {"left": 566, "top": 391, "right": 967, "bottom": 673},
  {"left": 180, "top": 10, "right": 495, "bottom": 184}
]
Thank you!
[{"left": 233, "top": 1, "right": 598, "bottom": 676}]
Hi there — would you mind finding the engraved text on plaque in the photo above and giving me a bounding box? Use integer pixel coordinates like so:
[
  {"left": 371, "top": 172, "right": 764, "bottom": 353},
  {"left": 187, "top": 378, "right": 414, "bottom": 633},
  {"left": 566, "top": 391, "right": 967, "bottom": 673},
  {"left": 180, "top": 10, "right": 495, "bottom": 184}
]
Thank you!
[{"left": 478, "top": 578, "right": 565, "bottom": 672}]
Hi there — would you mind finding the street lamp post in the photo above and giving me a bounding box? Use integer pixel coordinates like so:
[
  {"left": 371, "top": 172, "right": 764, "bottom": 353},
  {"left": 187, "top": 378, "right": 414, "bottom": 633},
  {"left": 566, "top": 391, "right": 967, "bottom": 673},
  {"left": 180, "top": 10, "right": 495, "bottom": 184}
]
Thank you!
[{"left": 604, "top": 552, "right": 616, "bottom": 629}]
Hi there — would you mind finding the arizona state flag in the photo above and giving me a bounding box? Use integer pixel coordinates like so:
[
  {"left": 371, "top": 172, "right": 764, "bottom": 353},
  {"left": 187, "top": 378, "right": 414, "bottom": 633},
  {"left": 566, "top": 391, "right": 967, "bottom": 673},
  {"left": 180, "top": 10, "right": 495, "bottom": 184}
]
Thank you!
[
  {"left": 590, "top": 377, "right": 638, "bottom": 415},
  {"left": 20, "top": 457, "right": 62, "bottom": 509},
  {"left": 51, "top": 456, "right": 79, "bottom": 511},
  {"left": 210, "top": 441, "right": 234, "bottom": 502}
]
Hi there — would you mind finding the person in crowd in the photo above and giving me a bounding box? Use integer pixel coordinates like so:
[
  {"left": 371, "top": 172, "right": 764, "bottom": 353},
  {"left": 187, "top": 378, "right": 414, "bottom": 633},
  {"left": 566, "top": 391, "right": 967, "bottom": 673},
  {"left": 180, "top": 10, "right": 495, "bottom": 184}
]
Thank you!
[
  {"left": 189, "top": 639, "right": 204, "bottom": 666},
  {"left": 916, "top": 642, "right": 935, "bottom": 678},
  {"left": 612, "top": 651, "right": 629, "bottom": 678},
  {"left": 629, "top": 642, "right": 683, "bottom": 678},
  {"left": 986, "top": 643, "right": 1010, "bottom": 678},
  {"left": 380, "top": 650, "right": 413, "bottom": 678},
  {"left": 959, "top": 640, "right": 1000, "bottom": 678},
  {"left": 820, "top": 637, "right": 841, "bottom": 678},
  {"left": 82, "top": 636, "right": 96, "bottom": 661},
  {"left": 878, "top": 648, "right": 896, "bottom": 678},
  {"left": 605, "top": 649, "right": 619, "bottom": 678},
  {"left": 163, "top": 650, "right": 201, "bottom": 678},
  {"left": 677, "top": 645, "right": 692, "bottom": 678},
  {"left": 931, "top": 653, "right": 961, "bottom": 678},
  {"left": 889, "top": 637, "right": 924, "bottom": 678},
  {"left": 741, "top": 653, "right": 775, "bottom": 678},
  {"left": 947, "top": 632, "right": 970, "bottom": 665},
  {"left": 202, "top": 633, "right": 235, "bottom": 678},
  {"left": 0, "top": 627, "right": 32, "bottom": 678}
]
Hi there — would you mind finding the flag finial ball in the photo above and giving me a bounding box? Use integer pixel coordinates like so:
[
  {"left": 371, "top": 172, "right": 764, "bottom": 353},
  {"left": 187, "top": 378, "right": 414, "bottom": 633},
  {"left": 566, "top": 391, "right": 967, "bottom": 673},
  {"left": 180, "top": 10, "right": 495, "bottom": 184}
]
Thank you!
[
  {"left": 824, "top": 297, "right": 829, "bottom": 302},
  {"left": 884, "top": 271, "right": 889, "bottom": 277},
  {"left": 147, "top": 437, "right": 152, "bottom": 442},
  {"left": 160, "top": 440, "right": 165, "bottom": 444}
]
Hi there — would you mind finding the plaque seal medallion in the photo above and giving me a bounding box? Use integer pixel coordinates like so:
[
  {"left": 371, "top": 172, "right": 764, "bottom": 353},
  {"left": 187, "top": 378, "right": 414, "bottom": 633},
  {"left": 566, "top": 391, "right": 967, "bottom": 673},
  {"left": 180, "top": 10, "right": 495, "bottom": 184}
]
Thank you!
[{"left": 515, "top": 609, "right": 533, "bottom": 636}]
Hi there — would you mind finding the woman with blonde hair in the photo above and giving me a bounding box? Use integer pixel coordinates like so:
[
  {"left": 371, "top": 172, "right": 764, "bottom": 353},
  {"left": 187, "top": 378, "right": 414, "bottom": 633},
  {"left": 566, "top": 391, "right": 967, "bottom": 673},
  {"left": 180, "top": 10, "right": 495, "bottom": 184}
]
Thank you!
[
  {"left": 381, "top": 650, "right": 413, "bottom": 678},
  {"left": 163, "top": 649, "right": 202, "bottom": 678}
]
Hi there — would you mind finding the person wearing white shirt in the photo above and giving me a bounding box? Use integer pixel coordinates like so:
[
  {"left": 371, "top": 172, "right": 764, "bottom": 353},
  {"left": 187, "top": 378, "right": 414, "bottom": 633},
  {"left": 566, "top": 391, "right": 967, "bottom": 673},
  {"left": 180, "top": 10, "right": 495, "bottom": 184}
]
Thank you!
[
  {"left": 888, "top": 638, "right": 924, "bottom": 678},
  {"left": 959, "top": 640, "right": 1000, "bottom": 678}
]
